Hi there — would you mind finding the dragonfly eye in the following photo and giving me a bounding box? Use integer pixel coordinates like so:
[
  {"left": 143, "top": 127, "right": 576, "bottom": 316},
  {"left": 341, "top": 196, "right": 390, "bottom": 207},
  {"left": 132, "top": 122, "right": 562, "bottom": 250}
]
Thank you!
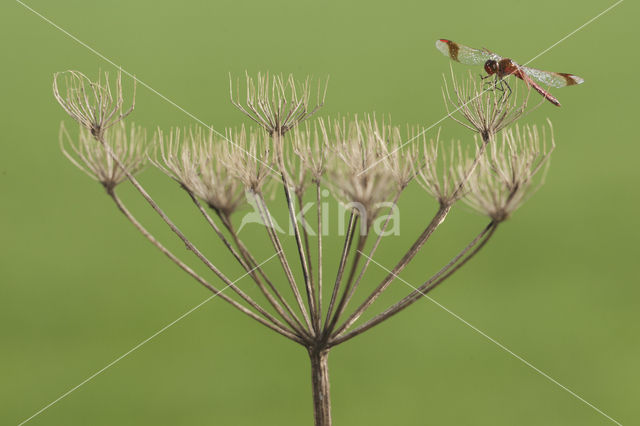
[{"left": 484, "top": 60, "right": 497, "bottom": 75}]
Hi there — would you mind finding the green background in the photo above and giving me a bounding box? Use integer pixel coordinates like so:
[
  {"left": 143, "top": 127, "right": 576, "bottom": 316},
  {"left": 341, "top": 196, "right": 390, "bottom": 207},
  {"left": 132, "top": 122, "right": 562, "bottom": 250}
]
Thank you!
[{"left": 1, "top": 0, "right": 638, "bottom": 425}]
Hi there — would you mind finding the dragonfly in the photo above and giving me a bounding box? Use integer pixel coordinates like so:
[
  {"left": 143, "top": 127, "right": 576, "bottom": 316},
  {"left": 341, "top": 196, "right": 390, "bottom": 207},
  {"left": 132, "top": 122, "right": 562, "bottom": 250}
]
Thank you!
[{"left": 435, "top": 39, "right": 584, "bottom": 106}]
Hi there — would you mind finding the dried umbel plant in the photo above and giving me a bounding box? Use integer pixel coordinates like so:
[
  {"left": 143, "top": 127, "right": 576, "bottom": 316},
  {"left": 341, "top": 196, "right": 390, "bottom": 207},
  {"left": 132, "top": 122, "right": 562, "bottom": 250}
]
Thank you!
[{"left": 53, "top": 69, "right": 562, "bottom": 426}]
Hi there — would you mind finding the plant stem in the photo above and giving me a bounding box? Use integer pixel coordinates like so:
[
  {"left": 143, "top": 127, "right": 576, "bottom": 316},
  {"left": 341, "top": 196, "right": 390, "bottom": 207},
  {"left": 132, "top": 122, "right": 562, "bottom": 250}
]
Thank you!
[
  {"left": 316, "top": 182, "right": 324, "bottom": 328},
  {"left": 325, "top": 232, "right": 367, "bottom": 335},
  {"left": 308, "top": 347, "right": 332, "bottom": 426},
  {"left": 297, "top": 190, "right": 319, "bottom": 330}
]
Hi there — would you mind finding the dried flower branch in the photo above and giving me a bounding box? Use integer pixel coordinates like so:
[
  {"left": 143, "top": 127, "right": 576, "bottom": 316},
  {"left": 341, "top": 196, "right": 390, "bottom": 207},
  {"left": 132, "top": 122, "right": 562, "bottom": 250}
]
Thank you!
[
  {"left": 60, "top": 121, "right": 148, "bottom": 191},
  {"left": 326, "top": 115, "right": 400, "bottom": 228},
  {"left": 152, "top": 126, "right": 245, "bottom": 216},
  {"left": 291, "top": 120, "right": 329, "bottom": 184},
  {"left": 416, "top": 135, "right": 476, "bottom": 206},
  {"left": 377, "top": 123, "right": 420, "bottom": 191},
  {"left": 230, "top": 72, "right": 328, "bottom": 137},
  {"left": 53, "top": 69, "right": 135, "bottom": 140},
  {"left": 218, "top": 126, "right": 274, "bottom": 194}
]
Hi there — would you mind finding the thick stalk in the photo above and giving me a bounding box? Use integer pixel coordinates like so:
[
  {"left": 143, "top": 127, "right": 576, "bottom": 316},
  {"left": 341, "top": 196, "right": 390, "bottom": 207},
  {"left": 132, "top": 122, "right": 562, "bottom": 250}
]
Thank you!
[{"left": 308, "top": 348, "right": 332, "bottom": 426}]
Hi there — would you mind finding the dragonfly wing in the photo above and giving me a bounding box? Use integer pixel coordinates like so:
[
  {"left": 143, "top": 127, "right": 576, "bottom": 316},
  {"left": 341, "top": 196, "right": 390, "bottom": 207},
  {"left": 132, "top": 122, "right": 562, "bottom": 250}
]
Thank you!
[
  {"left": 520, "top": 65, "right": 585, "bottom": 88},
  {"left": 435, "top": 39, "right": 499, "bottom": 65}
]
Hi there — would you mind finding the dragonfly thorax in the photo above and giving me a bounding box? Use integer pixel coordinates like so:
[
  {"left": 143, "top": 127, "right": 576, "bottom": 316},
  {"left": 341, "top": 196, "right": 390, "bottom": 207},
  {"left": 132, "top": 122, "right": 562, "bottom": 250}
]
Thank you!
[{"left": 485, "top": 58, "right": 518, "bottom": 78}]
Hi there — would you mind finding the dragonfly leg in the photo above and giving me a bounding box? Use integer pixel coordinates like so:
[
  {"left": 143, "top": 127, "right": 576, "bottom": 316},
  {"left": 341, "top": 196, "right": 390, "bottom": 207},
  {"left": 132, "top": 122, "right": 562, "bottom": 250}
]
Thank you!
[
  {"left": 481, "top": 74, "right": 495, "bottom": 92},
  {"left": 503, "top": 79, "right": 512, "bottom": 99}
]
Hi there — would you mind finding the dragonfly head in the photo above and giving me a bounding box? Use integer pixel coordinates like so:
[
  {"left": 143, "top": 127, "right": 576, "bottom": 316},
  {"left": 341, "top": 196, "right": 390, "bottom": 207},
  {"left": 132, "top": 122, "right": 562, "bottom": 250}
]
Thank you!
[{"left": 484, "top": 60, "right": 498, "bottom": 76}]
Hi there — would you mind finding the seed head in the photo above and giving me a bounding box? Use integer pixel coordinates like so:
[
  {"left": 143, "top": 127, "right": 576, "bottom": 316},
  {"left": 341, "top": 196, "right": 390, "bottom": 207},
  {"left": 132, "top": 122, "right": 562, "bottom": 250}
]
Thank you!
[
  {"left": 53, "top": 69, "right": 135, "bottom": 141},
  {"left": 377, "top": 123, "right": 420, "bottom": 191},
  {"left": 291, "top": 119, "right": 329, "bottom": 184},
  {"left": 219, "top": 126, "right": 274, "bottom": 194},
  {"left": 463, "top": 122, "right": 555, "bottom": 222},
  {"left": 442, "top": 67, "right": 532, "bottom": 142},
  {"left": 416, "top": 134, "right": 478, "bottom": 207},
  {"left": 152, "top": 127, "right": 246, "bottom": 216},
  {"left": 60, "top": 121, "right": 147, "bottom": 191},
  {"left": 325, "top": 115, "right": 400, "bottom": 226},
  {"left": 230, "top": 72, "right": 328, "bottom": 137}
]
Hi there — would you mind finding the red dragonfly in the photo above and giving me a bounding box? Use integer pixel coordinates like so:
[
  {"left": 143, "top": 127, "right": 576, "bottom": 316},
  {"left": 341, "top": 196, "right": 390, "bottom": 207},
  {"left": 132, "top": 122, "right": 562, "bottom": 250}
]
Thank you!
[{"left": 436, "top": 39, "right": 584, "bottom": 106}]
